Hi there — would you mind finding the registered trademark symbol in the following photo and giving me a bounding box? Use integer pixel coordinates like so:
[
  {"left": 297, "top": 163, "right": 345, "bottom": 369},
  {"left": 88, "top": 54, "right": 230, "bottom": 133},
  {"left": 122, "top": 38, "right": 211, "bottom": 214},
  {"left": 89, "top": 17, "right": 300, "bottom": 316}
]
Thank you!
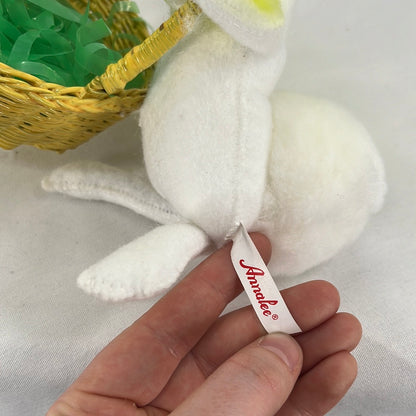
[{"left": 272, "top": 314, "right": 278, "bottom": 320}]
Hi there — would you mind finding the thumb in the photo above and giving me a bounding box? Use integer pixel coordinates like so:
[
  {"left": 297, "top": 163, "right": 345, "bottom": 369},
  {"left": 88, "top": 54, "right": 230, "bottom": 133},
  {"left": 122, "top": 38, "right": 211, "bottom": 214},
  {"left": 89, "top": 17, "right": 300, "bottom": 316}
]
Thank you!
[{"left": 172, "top": 333, "right": 303, "bottom": 416}]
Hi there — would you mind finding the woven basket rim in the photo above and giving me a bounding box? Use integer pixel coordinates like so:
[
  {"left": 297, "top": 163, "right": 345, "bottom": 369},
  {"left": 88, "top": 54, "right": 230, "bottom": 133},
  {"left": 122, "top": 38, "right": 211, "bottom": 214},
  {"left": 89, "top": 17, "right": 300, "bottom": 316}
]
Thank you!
[{"left": 0, "top": 62, "right": 147, "bottom": 100}]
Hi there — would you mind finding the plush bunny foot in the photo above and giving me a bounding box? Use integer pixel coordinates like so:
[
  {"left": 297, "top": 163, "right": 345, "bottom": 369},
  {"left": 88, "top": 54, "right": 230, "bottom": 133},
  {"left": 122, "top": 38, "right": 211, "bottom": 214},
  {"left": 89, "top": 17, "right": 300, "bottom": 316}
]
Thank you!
[
  {"left": 77, "top": 223, "right": 211, "bottom": 301},
  {"left": 257, "top": 91, "right": 386, "bottom": 276},
  {"left": 42, "top": 161, "right": 183, "bottom": 225},
  {"left": 43, "top": 162, "right": 212, "bottom": 300}
]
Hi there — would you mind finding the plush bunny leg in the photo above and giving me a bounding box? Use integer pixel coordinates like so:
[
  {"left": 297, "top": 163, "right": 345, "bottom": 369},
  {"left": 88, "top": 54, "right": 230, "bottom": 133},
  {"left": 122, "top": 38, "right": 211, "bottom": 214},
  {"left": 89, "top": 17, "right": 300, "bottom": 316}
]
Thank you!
[
  {"left": 42, "top": 161, "right": 183, "bottom": 225},
  {"left": 257, "top": 91, "right": 386, "bottom": 276},
  {"left": 77, "top": 223, "right": 211, "bottom": 301}
]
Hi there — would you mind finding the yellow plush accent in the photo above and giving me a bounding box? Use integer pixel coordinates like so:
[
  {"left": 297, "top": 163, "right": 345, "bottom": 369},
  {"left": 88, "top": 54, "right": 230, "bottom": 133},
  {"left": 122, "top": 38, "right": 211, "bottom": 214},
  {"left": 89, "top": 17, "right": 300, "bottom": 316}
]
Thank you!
[{"left": 251, "top": 0, "right": 283, "bottom": 17}]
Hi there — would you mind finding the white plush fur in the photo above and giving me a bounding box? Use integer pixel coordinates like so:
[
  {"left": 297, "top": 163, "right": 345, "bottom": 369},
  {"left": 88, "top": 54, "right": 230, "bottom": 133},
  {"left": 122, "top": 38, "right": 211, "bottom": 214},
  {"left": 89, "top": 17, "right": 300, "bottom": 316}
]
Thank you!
[
  {"left": 42, "top": 0, "right": 386, "bottom": 300},
  {"left": 193, "top": 0, "right": 294, "bottom": 54},
  {"left": 140, "top": 11, "right": 289, "bottom": 245},
  {"left": 255, "top": 91, "right": 386, "bottom": 276},
  {"left": 77, "top": 223, "right": 210, "bottom": 301}
]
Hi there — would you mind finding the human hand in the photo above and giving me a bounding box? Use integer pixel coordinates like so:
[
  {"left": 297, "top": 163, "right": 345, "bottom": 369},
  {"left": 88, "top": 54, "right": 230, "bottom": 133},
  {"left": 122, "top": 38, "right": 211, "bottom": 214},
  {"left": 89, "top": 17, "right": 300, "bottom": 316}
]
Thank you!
[{"left": 47, "top": 234, "right": 361, "bottom": 416}]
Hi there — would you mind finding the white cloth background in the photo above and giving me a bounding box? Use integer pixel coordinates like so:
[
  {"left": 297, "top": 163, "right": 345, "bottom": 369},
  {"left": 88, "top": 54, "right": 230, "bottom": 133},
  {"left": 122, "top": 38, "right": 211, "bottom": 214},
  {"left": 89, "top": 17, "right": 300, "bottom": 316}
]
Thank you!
[{"left": 1, "top": 0, "right": 415, "bottom": 414}]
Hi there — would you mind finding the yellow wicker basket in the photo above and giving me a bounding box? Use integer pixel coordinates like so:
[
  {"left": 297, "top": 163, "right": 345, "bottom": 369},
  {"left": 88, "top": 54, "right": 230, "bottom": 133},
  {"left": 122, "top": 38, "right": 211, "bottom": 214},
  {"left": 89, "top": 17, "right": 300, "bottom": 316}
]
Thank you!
[{"left": 0, "top": 0, "right": 202, "bottom": 152}]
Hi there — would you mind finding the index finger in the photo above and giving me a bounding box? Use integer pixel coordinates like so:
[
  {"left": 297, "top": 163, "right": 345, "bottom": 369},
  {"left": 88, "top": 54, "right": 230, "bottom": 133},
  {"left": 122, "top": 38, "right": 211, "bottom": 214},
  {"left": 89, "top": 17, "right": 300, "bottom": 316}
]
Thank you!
[{"left": 75, "top": 233, "right": 272, "bottom": 405}]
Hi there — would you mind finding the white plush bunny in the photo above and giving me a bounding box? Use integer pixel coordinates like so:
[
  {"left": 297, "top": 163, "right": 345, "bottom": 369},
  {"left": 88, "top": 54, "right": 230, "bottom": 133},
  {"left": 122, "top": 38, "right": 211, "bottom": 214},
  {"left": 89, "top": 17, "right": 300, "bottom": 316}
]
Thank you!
[{"left": 42, "top": 0, "right": 386, "bottom": 301}]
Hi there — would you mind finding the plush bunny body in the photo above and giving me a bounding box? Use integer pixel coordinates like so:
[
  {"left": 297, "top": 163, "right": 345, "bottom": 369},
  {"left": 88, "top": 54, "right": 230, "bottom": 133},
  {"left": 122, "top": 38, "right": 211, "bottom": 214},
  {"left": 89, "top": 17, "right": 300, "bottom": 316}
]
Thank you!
[
  {"left": 140, "top": 14, "right": 287, "bottom": 245},
  {"left": 42, "top": 0, "right": 386, "bottom": 300},
  {"left": 257, "top": 91, "right": 385, "bottom": 275}
]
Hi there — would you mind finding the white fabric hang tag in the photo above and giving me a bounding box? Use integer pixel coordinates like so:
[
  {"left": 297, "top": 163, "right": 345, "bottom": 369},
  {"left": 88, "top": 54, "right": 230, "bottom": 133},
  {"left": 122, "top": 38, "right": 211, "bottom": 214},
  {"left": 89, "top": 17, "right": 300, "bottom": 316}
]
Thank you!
[{"left": 231, "top": 223, "right": 302, "bottom": 334}]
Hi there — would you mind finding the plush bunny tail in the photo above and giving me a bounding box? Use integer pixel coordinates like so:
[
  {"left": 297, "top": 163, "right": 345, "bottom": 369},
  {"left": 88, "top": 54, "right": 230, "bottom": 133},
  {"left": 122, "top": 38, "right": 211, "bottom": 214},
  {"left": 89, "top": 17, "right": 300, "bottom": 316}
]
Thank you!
[
  {"left": 42, "top": 161, "right": 183, "bottom": 225},
  {"left": 77, "top": 223, "right": 211, "bottom": 301}
]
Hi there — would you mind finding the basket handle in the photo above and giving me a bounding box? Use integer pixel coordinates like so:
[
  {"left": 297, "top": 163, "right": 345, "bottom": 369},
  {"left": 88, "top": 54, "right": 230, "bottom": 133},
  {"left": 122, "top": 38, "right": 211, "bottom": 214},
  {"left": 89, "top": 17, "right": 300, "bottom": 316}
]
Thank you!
[{"left": 83, "top": 0, "right": 202, "bottom": 97}]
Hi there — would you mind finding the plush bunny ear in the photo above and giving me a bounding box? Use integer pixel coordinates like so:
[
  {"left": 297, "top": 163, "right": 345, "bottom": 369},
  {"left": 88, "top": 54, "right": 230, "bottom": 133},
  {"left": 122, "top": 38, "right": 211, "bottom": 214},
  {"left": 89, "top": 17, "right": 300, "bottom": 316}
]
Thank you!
[{"left": 195, "top": 0, "right": 293, "bottom": 53}]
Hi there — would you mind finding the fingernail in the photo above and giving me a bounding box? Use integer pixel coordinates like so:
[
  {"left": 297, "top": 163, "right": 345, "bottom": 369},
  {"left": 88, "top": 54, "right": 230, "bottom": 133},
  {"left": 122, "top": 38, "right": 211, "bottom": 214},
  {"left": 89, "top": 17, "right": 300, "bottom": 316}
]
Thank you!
[{"left": 260, "top": 333, "right": 300, "bottom": 372}]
